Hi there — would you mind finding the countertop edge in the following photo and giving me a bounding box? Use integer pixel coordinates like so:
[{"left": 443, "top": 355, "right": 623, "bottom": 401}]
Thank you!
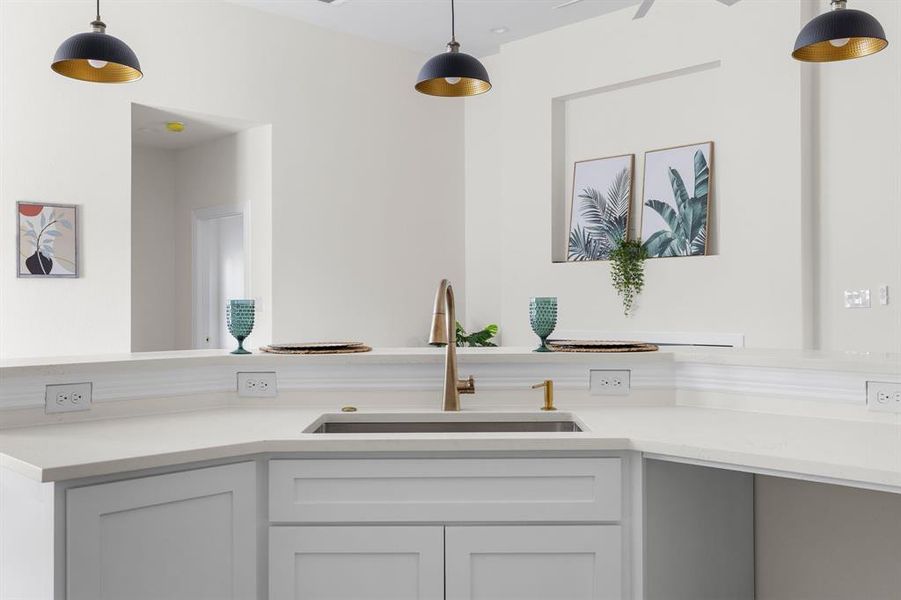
[
  {"left": 3, "top": 346, "right": 899, "bottom": 375},
  {"left": 5, "top": 433, "right": 899, "bottom": 493}
]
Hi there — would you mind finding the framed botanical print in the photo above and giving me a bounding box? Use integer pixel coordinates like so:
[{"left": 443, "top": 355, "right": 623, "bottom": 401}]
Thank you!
[
  {"left": 567, "top": 153, "right": 633, "bottom": 262},
  {"left": 640, "top": 142, "right": 713, "bottom": 258},
  {"left": 17, "top": 202, "right": 78, "bottom": 277}
]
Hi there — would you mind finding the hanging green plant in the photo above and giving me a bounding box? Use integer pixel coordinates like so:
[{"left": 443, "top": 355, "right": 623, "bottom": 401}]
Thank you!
[
  {"left": 609, "top": 238, "right": 648, "bottom": 316},
  {"left": 455, "top": 322, "right": 499, "bottom": 347}
]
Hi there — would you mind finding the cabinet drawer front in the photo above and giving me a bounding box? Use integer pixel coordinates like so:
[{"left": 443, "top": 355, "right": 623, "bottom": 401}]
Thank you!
[{"left": 269, "top": 457, "right": 621, "bottom": 523}]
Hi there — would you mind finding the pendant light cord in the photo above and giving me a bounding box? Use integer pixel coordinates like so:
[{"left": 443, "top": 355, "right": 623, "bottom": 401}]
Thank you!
[
  {"left": 92, "top": 0, "right": 105, "bottom": 30},
  {"left": 450, "top": 0, "right": 456, "bottom": 43}
]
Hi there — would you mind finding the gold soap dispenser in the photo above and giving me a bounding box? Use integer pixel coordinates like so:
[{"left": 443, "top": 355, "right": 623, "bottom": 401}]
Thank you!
[{"left": 532, "top": 379, "right": 556, "bottom": 411}]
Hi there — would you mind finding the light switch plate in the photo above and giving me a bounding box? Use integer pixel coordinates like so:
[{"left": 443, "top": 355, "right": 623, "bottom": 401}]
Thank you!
[
  {"left": 589, "top": 370, "right": 631, "bottom": 396},
  {"left": 237, "top": 371, "right": 277, "bottom": 397},
  {"left": 867, "top": 381, "right": 901, "bottom": 413},
  {"left": 45, "top": 382, "right": 92, "bottom": 414}
]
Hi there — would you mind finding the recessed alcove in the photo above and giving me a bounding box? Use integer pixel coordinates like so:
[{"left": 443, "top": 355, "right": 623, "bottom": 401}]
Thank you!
[
  {"left": 550, "top": 61, "right": 722, "bottom": 263},
  {"left": 130, "top": 104, "right": 273, "bottom": 353}
]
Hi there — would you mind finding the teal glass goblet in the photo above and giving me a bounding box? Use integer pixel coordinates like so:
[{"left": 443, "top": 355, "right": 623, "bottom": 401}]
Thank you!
[
  {"left": 226, "top": 299, "right": 255, "bottom": 355},
  {"left": 529, "top": 297, "right": 557, "bottom": 352}
]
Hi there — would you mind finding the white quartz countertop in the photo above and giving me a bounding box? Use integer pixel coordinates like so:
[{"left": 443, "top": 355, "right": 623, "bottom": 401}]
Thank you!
[
  {"left": 1, "top": 405, "right": 899, "bottom": 491},
  {"left": 2, "top": 346, "right": 899, "bottom": 374}
]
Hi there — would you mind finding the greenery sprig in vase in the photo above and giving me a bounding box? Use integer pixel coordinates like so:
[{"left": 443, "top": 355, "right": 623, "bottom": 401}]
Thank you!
[{"left": 609, "top": 238, "right": 647, "bottom": 316}]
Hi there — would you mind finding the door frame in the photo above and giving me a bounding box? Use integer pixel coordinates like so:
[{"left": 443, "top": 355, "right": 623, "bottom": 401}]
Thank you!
[{"left": 191, "top": 204, "right": 250, "bottom": 349}]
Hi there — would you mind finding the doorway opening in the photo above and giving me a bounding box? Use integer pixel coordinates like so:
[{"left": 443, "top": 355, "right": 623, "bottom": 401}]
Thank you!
[
  {"left": 193, "top": 206, "right": 246, "bottom": 349},
  {"left": 130, "top": 104, "right": 271, "bottom": 352}
]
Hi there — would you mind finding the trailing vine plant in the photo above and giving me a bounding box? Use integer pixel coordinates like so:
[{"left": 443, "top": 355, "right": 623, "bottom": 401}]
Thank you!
[{"left": 609, "top": 238, "right": 648, "bottom": 316}]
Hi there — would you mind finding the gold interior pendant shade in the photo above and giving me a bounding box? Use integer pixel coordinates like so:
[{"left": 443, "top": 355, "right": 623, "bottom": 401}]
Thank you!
[
  {"left": 415, "top": 69, "right": 492, "bottom": 98},
  {"left": 415, "top": 73, "right": 491, "bottom": 97},
  {"left": 51, "top": 58, "right": 142, "bottom": 83},
  {"left": 51, "top": 0, "right": 142, "bottom": 83},
  {"left": 792, "top": 36, "right": 887, "bottom": 62},
  {"left": 793, "top": 0, "right": 888, "bottom": 62}
]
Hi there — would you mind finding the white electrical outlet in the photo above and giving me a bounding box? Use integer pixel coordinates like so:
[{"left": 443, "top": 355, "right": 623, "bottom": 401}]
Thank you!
[
  {"left": 844, "top": 289, "right": 871, "bottom": 308},
  {"left": 237, "top": 371, "right": 277, "bottom": 397},
  {"left": 589, "top": 369, "right": 631, "bottom": 396},
  {"left": 878, "top": 285, "right": 889, "bottom": 305},
  {"left": 45, "top": 382, "right": 92, "bottom": 414},
  {"left": 867, "top": 381, "right": 901, "bottom": 413}
]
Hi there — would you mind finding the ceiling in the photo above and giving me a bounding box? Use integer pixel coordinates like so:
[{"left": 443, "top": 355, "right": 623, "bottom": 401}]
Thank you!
[
  {"left": 132, "top": 105, "right": 255, "bottom": 150},
  {"left": 231, "top": 0, "right": 644, "bottom": 58}
]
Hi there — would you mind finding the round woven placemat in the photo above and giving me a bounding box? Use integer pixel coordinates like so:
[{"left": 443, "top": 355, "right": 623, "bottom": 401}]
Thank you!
[
  {"left": 260, "top": 343, "right": 372, "bottom": 355},
  {"left": 267, "top": 342, "right": 365, "bottom": 351},
  {"left": 546, "top": 340, "right": 659, "bottom": 353}
]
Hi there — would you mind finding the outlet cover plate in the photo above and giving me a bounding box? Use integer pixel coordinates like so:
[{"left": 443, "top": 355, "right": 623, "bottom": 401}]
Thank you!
[
  {"left": 237, "top": 371, "right": 278, "bottom": 397},
  {"left": 45, "top": 382, "right": 92, "bottom": 414},
  {"left": 589, "top": 369, "right": 631, "bottom": 396},
  {"left": 867, "top": 381, "right": 901, "bottom": 413},
  {"left": 844, "top": 289, "right": 871, "bottom": 308}
]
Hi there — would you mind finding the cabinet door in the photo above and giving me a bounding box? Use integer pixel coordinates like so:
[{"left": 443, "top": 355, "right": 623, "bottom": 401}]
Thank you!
[
  {"left": 445, "top": 525, "right": 622, "bottom": 600},
  {"left": 67, "top": 461, "right": 257, "bottom": 600},
  {"left": 269, "top": 526, "right": 443, "bottom": 600}
]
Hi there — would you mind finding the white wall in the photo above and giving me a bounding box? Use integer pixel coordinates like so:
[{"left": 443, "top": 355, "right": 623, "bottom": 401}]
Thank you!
[
  {"left": 0, "top": 0, "right": 463, "bottom": 358},
  {"left": 131, "top": 146, "right": 178, "bottom": 352},
  {"left": 464, "top": 54, "right": 504, "bottom": 337},
  {"left": 465, "top": 1, "right": 900, "bottom": 353},
  {"left": 465, "top": 0, "right": 806, "bottom": 349},
  {"left": 815, "top": 1, "right": 901, "bottom": 354}
]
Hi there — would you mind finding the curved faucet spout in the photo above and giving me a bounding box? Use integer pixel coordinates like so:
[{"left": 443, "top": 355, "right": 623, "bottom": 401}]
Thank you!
[
  {"left": 429, "top": 278, "right": 474, "bottom": 411},
  {"left": 429, "top": 279, "right": 452, "bottom": 346}
]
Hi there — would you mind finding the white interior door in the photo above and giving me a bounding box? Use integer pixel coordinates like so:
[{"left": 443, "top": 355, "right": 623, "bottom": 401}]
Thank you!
[
  {"left": 445, "top": 525, "right": 623, "bottom": 600},
  {"left": 193, "top": 207, "right": 245, "bottom": 349},
  {"left": 269, "top": 526, "right": 444, "bottom": 600}
]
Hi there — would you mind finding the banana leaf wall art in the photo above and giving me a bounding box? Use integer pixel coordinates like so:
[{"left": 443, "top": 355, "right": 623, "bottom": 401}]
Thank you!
[
  {"left": 567, "top": 154, "right": 633, "bottom": 262},
  {"left": 639, "top": 142, "right": 713, "bottom": 258},
  {"left": 17, "top": 202, "right": 78, "bottom": 277}
]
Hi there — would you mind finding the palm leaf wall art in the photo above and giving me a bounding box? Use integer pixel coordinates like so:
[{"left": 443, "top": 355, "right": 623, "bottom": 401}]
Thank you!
[
  {"left": 567, "top": 154, "right": 634, "bottom": 262},
  {"left": 639, "top": 142, "right": 712, "bottom": 258}
]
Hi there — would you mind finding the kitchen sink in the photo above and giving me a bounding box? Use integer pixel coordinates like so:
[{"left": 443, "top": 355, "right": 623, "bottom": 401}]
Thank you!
[{"left": 307, "top": 414, "right": 584, "bottom": 434}]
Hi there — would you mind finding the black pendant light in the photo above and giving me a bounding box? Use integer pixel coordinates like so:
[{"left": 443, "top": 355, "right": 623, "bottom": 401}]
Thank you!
[
  {"left": 415, "top": 0, "right": 491, "bottom": 97},
  {"left": 793, "top": 0, "right": 888, "bottom": 62},
  {"left": 52, "top": 0, "right": 142, "bottom": 83}
]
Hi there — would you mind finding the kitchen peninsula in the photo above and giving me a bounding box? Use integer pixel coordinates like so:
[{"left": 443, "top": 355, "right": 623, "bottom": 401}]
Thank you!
[{"left": 1, "top": 347, "right": 898, "bottom": 599}]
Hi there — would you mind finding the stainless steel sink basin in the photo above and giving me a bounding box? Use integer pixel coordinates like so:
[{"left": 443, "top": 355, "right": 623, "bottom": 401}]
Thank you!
[{"left": 308, "top": 415, "right": 583, "bottom": 434}]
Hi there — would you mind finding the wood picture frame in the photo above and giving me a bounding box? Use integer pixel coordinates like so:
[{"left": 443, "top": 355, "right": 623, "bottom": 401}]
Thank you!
[
  {"left": 639, "top": 141, "right": 713, "bottom": 258},
  {"left": 566, "top": 153, "right": 634, "bottom": 262}
]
